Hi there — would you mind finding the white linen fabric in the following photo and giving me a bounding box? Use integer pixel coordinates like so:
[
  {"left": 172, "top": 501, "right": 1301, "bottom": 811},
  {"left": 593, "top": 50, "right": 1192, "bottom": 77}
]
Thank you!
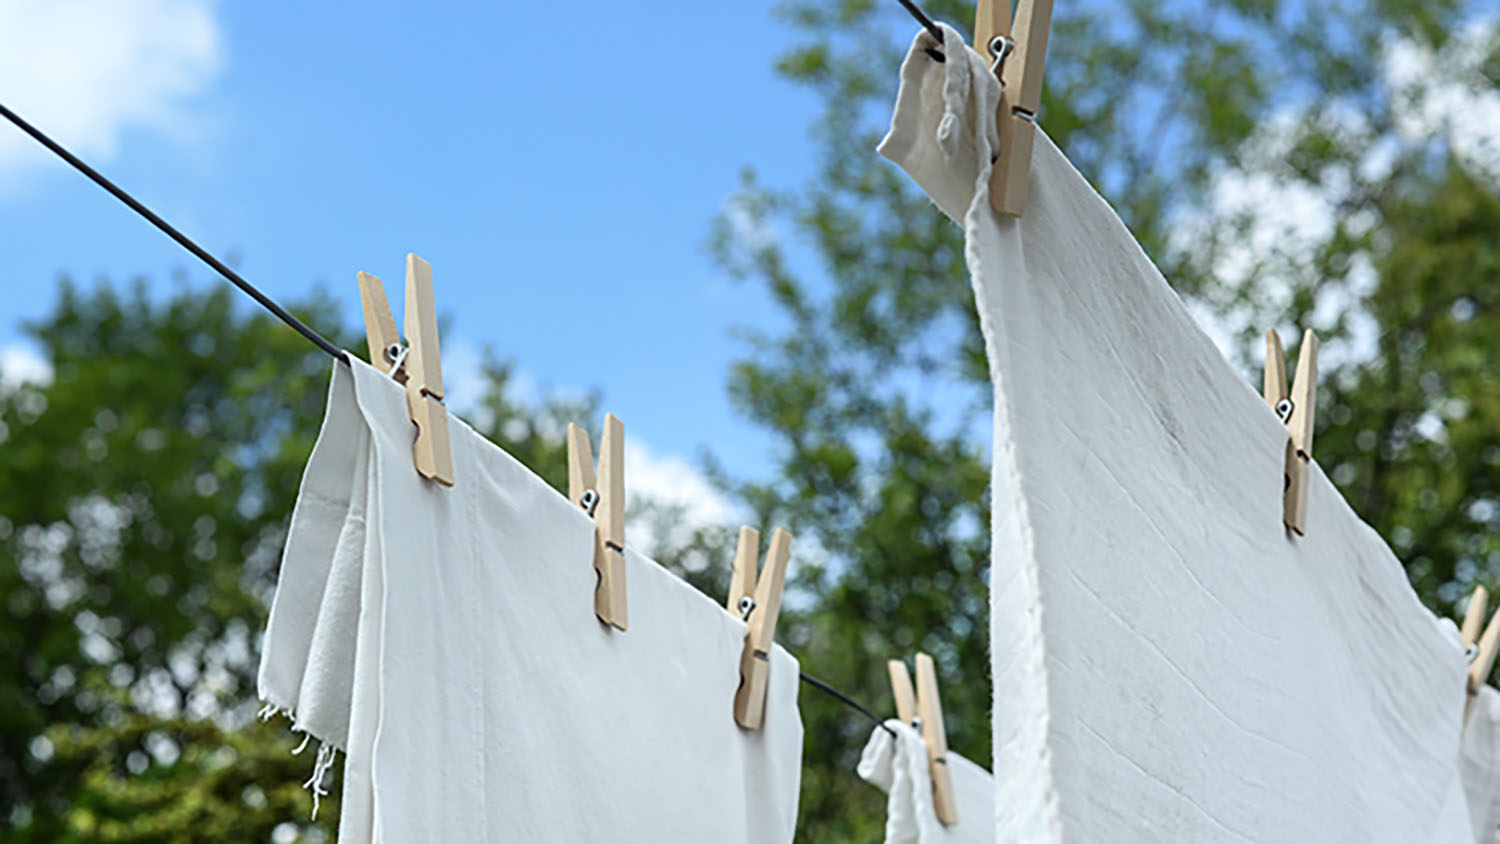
[
  {"left": 1465, "top": 687, "right": 1500, "bottom": 842},
  {"left": 880, "top": 23, "right": 1475, "bottom": 843},
  {"left": 257, "top": 358, "right": 803, "bottom": 843},
  {"left": 857, "top": 721, "right": 994, "bottom": 844}
]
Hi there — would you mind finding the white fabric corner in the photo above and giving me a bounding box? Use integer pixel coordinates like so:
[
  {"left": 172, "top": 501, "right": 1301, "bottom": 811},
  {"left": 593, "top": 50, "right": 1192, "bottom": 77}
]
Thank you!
[
  {"left": 857, "top": 721, "right": 995, "bottom": 844},
  {"left": 881, "top": 28, "right": 1478, "bottom": 844},
  {"left": 876, "top": 24, "right": 998, "bottom": 225},
  {"left": 258, "top": 358, "right": 804, "bottom": 842}
]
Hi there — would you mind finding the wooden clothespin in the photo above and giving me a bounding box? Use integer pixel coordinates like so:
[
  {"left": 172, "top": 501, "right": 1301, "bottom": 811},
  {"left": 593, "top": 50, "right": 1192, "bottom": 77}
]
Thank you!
[
  {"left": 356, "top": 254, "right": 454, "bottom": 486},
  {"left": 1463, "top": 586, "right": 1500, "bottom": 721},
  {"left": 727, "top": 526, "right": 791, "bottom": 730},
  {"left": 567, "top": 415, "right": 627, "bottom": 631},
  {"left": 975, "top": 0, "right": 1054, "bottom": 217},
  {"left": 888, "top": 654, "right": 958, "bottom": 826},
  {"left": 1263, "top": 329, "right": 1319, "bottom": 535}
]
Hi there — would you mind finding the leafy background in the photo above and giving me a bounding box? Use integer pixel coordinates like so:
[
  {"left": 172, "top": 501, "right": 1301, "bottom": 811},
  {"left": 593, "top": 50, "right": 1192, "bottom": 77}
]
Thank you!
[{"left": 2, "top": 0, "right": 1498, "bottom": 840}]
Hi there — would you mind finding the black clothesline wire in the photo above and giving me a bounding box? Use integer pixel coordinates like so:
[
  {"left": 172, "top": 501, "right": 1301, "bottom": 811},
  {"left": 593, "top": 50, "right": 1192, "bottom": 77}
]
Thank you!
[
  {"left": 0, "top": 101, "right": 903, "bottom": 744},
  {"left": 0, "top": 102, "right": 348, "bottom": 365},
  {"left": 802, "top": 671, "right": 898, "bottom": 737},
  {"left": 897, "top": 0, "right": 948, "bottom": 62}
]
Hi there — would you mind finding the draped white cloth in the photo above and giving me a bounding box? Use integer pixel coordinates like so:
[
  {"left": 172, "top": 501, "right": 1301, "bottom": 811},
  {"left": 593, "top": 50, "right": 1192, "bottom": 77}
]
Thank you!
[
  {"left": 881, "top": 23, "right": 1479, "bottom": 843},
  {"left": 258, "top": 358, "right": 803, "bottom": 842}
]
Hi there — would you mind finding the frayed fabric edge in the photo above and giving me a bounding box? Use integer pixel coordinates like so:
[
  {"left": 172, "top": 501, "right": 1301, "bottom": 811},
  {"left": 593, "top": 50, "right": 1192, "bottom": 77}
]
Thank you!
[{"left": 258, "top": 700, "right": 342, "bottom": 822}]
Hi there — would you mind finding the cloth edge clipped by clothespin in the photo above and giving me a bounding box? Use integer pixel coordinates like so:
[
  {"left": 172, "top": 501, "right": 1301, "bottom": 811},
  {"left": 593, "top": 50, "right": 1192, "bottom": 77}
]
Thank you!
[
  {"left": 1263, "top": 328, "right": 1318, "bottom": 535},
  {"left": 354, "top": 255, "right": 454, "bottom": 486},
  {"left": 887, "top": 653, "right": 958, "bottom": 826},
  {"left": 567, "top": 415, "right": 628, "bottom": 631},
  {"left": 730, "top": 526, "right": 792, "bottom": 730},
  {"left": 975, "top": 0, "right": 1054, "bottom": 217},
  {"left": 1465, "top": 586, "right": 1500, "bottom": 722}
]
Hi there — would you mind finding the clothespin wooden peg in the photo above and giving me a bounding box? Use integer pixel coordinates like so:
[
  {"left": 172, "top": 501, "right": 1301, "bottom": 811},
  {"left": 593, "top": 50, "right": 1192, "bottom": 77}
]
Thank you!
[
  {"left": 1466, "top": 587, "right": 1500, "bottom": 721},
  {"left": 1263, "top": 329, "right": 1319, "bottom": 535},
  {"left": 730, "top": 526, "right": 792, "bottom": 730},
  {"left": 355, "top": 254, "right": 454, "bottom": 486},
  {"left": 726, "top": 526, "right": 759, "bottom": 617},
  {"left": 567, "top": 415, "right": 627, "bottom": 631},
  {"left": 975, "top": 0, "right": 1054, "bottom": 217},
  {"left": 887, "top": 654, "right": 958, "bottom": 826},
  {"left": 1463, "top": 586, "right": 1489, "bottom": 651},
  {"left": 357, "top": 271, "right": 403, "bottom": 380}
]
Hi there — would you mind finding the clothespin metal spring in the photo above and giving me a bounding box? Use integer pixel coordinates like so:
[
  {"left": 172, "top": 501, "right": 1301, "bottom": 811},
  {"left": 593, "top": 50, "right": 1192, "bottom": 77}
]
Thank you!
[
  {"left": 1275, "top": 398, "right": 1293, "bottom": 424},
  {"left": 385, "top": 343, "right": 410, "bottom": 382},
  {"left": 579, "top": 488, "right": 600, "bottom": 517},
  {"left": 988, "top": 36, "right": 1015, "bottom": 77}
]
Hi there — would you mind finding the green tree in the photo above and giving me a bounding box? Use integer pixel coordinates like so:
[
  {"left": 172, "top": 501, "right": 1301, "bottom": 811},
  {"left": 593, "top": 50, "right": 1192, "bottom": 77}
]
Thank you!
[
  {"left": 717, "top": 0, "right": 1498, "bottom": 839},
  {"left": 1319, "top": 165, "right": 1500, "bottom": 606},
  {"left": 0, "top": 278, "right": 607, "bottom": 840},
  {"left": 0, "top": 278, "right": 351, "bottom": 841}
]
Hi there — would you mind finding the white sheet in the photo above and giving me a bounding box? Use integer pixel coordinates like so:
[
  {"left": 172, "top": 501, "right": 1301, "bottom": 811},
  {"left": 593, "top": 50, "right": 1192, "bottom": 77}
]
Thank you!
[
  {"left": 1465, "top": 687, "right": 1500, "bottom": 842},
  {"left": 858, "top": 721, "right": 995, "bottom": 844},
  {"left": 258, "top": 358, "right": 804, "bottom": 843},
  {"left": 881, "top": 23, "right": 1472, "bottom": 843}
]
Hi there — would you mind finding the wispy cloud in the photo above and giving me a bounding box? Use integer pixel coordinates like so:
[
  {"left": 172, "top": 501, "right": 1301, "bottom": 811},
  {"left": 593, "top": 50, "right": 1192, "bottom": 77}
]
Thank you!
[
  {"left": 0, "top": 0, "right": 224, "bottom": 193},
  {"left": 0, "top": 343, "right": 52, "bottom": 389},
  {"left": 625, "top": 439, "right": 742, "bottom": 555},
  {"left": 626, "top": 440, "right": 738, "bottom": 526},
  {"left": 441, "top": 337, "right": 489, "bottom": 413}
]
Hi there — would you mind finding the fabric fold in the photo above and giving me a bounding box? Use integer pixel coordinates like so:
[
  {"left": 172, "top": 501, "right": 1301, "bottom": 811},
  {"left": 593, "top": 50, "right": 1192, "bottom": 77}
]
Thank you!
[{"left": 258, "top": 358, "right": 804, "bottom": 843}]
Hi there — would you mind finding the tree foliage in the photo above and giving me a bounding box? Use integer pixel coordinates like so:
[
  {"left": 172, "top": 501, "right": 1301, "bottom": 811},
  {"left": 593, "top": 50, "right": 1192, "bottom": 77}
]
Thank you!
[{"left": 0, "top": 279, "right": 350, "bottom": 840}]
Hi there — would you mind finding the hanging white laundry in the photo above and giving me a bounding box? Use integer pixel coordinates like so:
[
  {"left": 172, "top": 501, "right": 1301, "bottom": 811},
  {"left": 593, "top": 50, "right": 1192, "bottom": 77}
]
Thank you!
[
  {"left": 1434, "top": 771, "right": 1479, "bottom": 844},
  {"left": 857, "top": 721, "right": 994, "bottom": 844},
  {"left": 1464, "top": 687, "right": 1500, "bottom": 842},
  {"left": 880, "top": 23, "right": 1475, "bottom": 843},
  {"left": 257, "top": 359, "right": 804, "bottom": 843}
]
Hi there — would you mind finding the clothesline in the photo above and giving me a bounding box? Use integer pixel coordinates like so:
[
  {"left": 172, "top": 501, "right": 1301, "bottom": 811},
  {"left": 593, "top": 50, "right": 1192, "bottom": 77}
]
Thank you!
[
  {"left": 895, "top": 0, "right": 948, "bottom": 62},
  {"left": 0, "top": 100, "right": 899, "bottom": 744},
  {"left": 0, "top": 103, "right": 347, "bottom": 364}
]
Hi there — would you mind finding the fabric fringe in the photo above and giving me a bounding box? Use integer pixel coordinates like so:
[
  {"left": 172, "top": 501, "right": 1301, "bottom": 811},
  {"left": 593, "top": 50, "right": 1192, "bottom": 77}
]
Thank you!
[
  {"left": 258, "top": 698, "right": 338, "bottom": 822},
  {"left": 303, "top": 741, "right": 338, "bottom": 821}
]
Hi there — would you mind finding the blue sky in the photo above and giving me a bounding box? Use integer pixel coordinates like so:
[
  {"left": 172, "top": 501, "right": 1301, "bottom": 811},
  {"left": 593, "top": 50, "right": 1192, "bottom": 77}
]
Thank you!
[{"left": 0, "top": 0, "right": 852, "bottom": 490}]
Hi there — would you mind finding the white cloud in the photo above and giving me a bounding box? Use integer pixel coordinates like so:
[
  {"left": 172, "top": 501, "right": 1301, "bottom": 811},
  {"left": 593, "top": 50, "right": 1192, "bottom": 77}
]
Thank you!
[
  {"left": 626, "top": 440, "right": 738, "bottom": 525},
  {"left": 1, "top": 343, "right": 52, "bottom": 389},
  {"left": 625, "top": 439, "right": 742, "bottom": 553},
  {"left": 441, "top": 338, "right": 488, "bottom": 410},
  {"left": 0, "top": 0, "right": 223, "bottom": 191}
]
